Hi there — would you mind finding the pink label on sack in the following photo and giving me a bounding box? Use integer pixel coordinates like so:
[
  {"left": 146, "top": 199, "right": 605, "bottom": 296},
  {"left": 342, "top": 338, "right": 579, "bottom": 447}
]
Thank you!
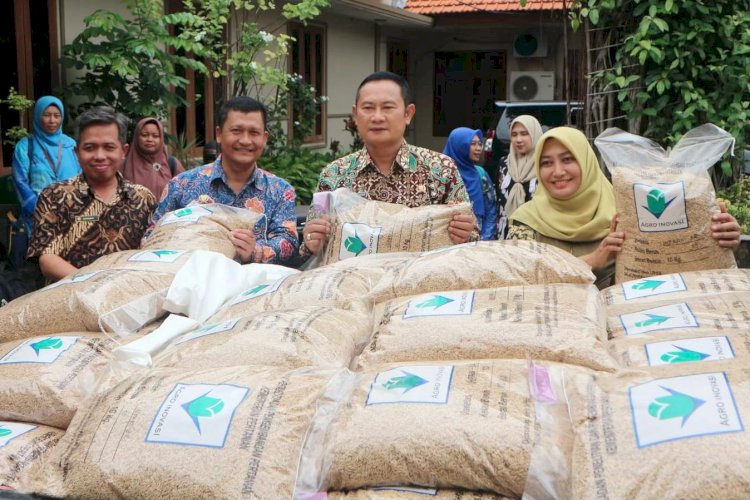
[
  {"left": 530, "top": 364, "right": 557, "bottom": 403},
  {"left": 312, "top": 192, "right": 330, "bottom": 214}
]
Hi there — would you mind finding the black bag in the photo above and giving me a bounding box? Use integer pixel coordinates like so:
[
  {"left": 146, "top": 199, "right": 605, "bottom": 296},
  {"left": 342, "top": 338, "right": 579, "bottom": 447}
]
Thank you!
[{"left": 7, "top": 220, "right": 29, "bottom": 272}]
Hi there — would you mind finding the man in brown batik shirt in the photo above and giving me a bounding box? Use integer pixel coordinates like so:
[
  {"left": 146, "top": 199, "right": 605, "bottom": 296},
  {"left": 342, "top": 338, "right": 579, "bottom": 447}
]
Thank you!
[{"left": 27, "top": 106, "right": 156, "bottom": 282}]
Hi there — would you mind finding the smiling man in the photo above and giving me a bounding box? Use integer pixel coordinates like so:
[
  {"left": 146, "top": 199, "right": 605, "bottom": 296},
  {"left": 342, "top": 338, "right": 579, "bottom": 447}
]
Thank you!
[
  {"left": 149, "top": 96, "right": 298, "bottom": 265},
  {"left": 300, "top": 71, "right": 477, "bottom": 259},
  {"left": 27, "top": 106, "right": 156, "bottom": 282}
]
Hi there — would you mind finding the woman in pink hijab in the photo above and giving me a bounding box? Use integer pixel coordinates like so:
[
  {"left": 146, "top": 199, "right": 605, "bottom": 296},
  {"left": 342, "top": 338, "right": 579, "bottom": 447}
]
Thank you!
[{"left": 121, "top": 117, "right": 184, "bottom": 200}]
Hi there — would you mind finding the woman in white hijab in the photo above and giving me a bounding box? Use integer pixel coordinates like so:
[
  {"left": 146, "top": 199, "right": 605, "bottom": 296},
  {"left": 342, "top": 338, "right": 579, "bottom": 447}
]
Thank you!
[{"left": 496, "top": 115, "right": 543, "bottom": 238}]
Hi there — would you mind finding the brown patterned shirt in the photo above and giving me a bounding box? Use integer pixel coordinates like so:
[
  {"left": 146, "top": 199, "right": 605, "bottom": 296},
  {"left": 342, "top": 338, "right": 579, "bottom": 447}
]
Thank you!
[
  {"left": 27, "top": 173, "right": 156, "bottom": 269},
  {"left": 316, "top": 141, "right": 469, "bottom": 206}
]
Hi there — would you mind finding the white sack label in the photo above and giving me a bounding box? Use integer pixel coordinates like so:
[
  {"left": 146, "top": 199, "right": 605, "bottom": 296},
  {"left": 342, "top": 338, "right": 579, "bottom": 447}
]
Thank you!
[
  {"left": 146, "top": 383, "right": 249, "bottom": 448},
  {"left": 620, "top": 303, "right": 698, "bottom": 336},
  {"left": 230, "top": 277, "right": 287, "bottom": 305},
  {"left": 629, "top": 372, "right": 743, "bottom": 447},
  {"left": 633, "top": 181, "right": 688, "bottom": 232},
  {"left": 645, "top": 336, "right": 735, "bottom": 366},
  {"left": 160, "top": 205, "right": 213, "bottom": 225},
  {"left": 403, "top": 291, "right": 475, "bottom": 319},
  {"left": 621, "top": 273, "right": 688, "bottom": 300},
  {"left": 366, "top": 365, "right": 454, "bottom": 405},
  {"left": 43, "top": 271, "right": 100, "bottom": 291},
  {"left": 338, "top": 222, "right": 381, "bottom": 260},
  {"left": 0, "top": 422, "right": 37, "bottom": 447},
  {"left": 128, "top": 249, "right": 186, "bottom": 263},
  {"left": 175, "top": 319, "right": 241, "bottom": 345},
  {"left": 0, "top": 336, "right": 80, "bottom": 364}
]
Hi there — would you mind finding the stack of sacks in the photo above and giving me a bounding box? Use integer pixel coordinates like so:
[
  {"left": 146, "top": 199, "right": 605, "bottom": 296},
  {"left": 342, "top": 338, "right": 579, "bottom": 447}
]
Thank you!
[
  {"left": 0, "top": 422, "right": 64, "bottom": 490},
  {"left": 601, "top": 271, "right": 750, "bottom": 368},
  {"left": 0, "top": 249, "right": 196, "bottom": 340},
  {"left": 142, "top": 203, "right": 264, "bottom": 259}
]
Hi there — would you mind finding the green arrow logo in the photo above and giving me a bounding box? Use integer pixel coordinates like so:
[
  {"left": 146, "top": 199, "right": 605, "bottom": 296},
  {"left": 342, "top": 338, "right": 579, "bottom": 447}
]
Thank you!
[
  {"left": 648, "top": 386, "right": 705, "bottom": 426},
  {"left": 344, "top": 232, "right": 367, "bottom": 256},
  {"left": 644, "top": 188, "right": 676, "bottom": 219},
  {"left": 151, "top": 250, "right": 179, "bottom": 258},
  {"left": 181, "top": 393, "right": 224, "bottom": 434},
  {"left": 634, "top": 314, "right": 671, "bottom": 328},
  {"left": 175, "top": 208, "right": 193, "bottom": 217},
  {"left": 416, "top": 295, "right": 455, "bottom": 309},
  {"left": 0, "top": 427, "right": 12, "bottom": 438},
  {"left": 660, "top": 346, "right": 711, "bottom": 364},
  {"left": 632, "top": 279, "right": 665, "bottom": 291},
  {"left": 30, "top": 338, "right": 63, "bottom": 356},
  {"left": 382, "top": 371, "right": 429, "bottom": 394},
  {"left": 242, "top": 284, "right": 269, "bottom": 296}
]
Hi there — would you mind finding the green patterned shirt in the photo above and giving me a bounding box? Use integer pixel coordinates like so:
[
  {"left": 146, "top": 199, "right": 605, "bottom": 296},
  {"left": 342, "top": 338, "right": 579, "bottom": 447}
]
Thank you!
[{"left": 317, "top": 141, "right": 469, "bottom": 207}]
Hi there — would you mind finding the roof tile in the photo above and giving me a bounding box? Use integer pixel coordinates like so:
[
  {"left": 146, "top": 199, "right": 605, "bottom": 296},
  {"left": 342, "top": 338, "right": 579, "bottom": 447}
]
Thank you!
[{"left": 405, "top": 0, "right": 565, "bottom": 14}]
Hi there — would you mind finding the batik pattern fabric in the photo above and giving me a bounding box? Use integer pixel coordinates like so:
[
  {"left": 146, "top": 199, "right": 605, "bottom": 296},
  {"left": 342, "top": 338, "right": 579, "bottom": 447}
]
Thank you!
[
  {"left": 150, "top": 159, "right": 299, "bottom": 265},
  {"left": 317, "top": 141, "right": 469, "bottom": 207},
  {"left": 27, "top": 173, "right": 156, "bottom": 269}
]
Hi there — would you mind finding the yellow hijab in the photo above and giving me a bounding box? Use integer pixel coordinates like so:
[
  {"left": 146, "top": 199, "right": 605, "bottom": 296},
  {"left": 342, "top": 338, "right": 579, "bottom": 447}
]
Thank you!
[{"left": 510, "top": 127, "right": 616, "bottom": 242}]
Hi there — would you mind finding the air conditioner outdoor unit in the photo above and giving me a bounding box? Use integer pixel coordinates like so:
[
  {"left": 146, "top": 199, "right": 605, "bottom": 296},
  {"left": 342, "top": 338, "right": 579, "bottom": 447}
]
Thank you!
[
  {"left": 509, "top": 71, "right": 555, "bottom": 101},
  {"left": 513, "top": 33, "right": 549, "bottom": 58}
]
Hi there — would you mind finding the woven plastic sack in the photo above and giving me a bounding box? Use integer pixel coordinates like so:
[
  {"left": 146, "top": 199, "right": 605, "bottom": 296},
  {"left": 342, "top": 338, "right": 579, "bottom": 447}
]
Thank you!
[
  {"left": 154, "top": 306, "right": 369, "bottom": 371},
  {"left": 608, "top": 329, "right": 749, "bottom": 369},
  {"left": 527, "top": 362, "right": 750, "bottom": 500},
  {"left": 357, "top": 284, "right": 617, "bottom": 372},
  {"left": 296, "top": 359, "right": 543, "bottom": 498},
  {"left": 22, "top": 366, "right": 350, "bottom": 500},
  {"left": 210, "top": 266, "right": 374, "bottom": 321},
  {"left": 605, "top": 290, "right": 750, "bottom": 340},
  {"left": 595, "top": 124, "right": 736, "bottom": 283},
  {"left": 0, "top": 422, "right": 64, "bottom": 490},
  {"left": 368, "top": 240, "right": 596, "bottom": 303},
  {"left": 309, "top": 188, "right": 473, "bottom": 268},
  {"left": 0, "top": 333, "right": 115, "bottom": 428},
  {"left": 0, "top": 249, "right": 197, "bottom": 342},
  {"left": 142, "top": 203, "right": 263, "bottom": 259}
]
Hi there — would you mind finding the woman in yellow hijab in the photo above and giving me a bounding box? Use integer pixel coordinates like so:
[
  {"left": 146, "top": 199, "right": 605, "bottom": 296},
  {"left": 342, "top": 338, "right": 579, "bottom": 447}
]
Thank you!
[{"left": 507, "top": 127, "right": 623, "bottom": 286}]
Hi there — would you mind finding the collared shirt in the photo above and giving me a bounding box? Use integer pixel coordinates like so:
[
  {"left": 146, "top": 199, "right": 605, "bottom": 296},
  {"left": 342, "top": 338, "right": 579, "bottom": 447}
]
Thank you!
[
  {"left": 27, "top": 173, "right": 156, "bottom": 269},
  {"left": 150, "top": 159, "right": 299, "bottom": 265},
  {"left": 317, "top": 141, "right": 469, "bottom": 206}
]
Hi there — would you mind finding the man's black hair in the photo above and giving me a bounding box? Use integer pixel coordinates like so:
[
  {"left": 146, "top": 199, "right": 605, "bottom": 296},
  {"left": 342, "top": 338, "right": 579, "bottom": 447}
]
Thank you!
[
  {"left": 217, "top": 96, "right": 267, "bottom": 130},
  {"left": 355, "top": 71, "right": 411, "bottom": 106}
]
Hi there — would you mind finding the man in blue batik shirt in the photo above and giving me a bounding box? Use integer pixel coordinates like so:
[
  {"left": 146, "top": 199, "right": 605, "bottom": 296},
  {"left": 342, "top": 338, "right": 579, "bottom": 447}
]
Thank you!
[{"left": 150, "top": 96, "right": 299, "bottom": 265}]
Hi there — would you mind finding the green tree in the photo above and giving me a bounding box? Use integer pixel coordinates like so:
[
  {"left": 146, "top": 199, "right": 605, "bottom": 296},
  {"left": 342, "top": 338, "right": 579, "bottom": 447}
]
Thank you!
[
  {"left": 60, "top": 0, "right": 208, "bottom": 120},
  {"left": 572, "top": 0, "right": 750, "bottom": 177}
]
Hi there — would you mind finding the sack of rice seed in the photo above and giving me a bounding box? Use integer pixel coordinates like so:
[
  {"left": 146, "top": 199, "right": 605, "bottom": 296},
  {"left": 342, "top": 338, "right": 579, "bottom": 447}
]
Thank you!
[
  {"left": 210, "top": 266, "right": 374, "bottom": 321},
  {"left": 595, "top": 124, "right": 736, "bottom": 283},
  {"left": 296, "top": 359, "right": 551, "bottom": 498},
  {"left": 528, "top": 362, "right": 750, "bottom": 500},
  {"left": 322, "top": 488, "right": 512, "bottom": 499},
  {"left": 368, "top": 240, "right": 596, "bottom": 303},
  {"left": 309, "top": 188, "right": 474, "bottom": 268},
  {"left": 601, "top": 269, "right": 750, "bottom": 307},
  {"left": 605, "top": 291, "right": 750, "bottom": 340},
  {"left": 0, "top": 422, "right": 65, "bottom": 490},
  {"left": 22, "top": 366, "right": 351, "bottom": 500},
  {"left": 356, "top": 284, "right": 617, "bottom": 372},
  {"left": 0, "top": 249, "right": 195, "bottom": 342},
  {"left": 608, "top": 329, "right": 749, "bottom": 369},
  {"left": 154, "top": 306, "right": 369, "bottom": 371},
  {"left": 0, "top": 334, "right": 115, "bottom": 428},
  {"left": 142, "top": 203, "right": 263, "bottom": 259}
]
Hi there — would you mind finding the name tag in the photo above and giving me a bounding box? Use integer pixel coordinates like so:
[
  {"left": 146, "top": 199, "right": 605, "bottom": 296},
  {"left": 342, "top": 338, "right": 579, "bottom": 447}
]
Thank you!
[{"left": 75, "top": 215, "right": 99, "bottom": 222}]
